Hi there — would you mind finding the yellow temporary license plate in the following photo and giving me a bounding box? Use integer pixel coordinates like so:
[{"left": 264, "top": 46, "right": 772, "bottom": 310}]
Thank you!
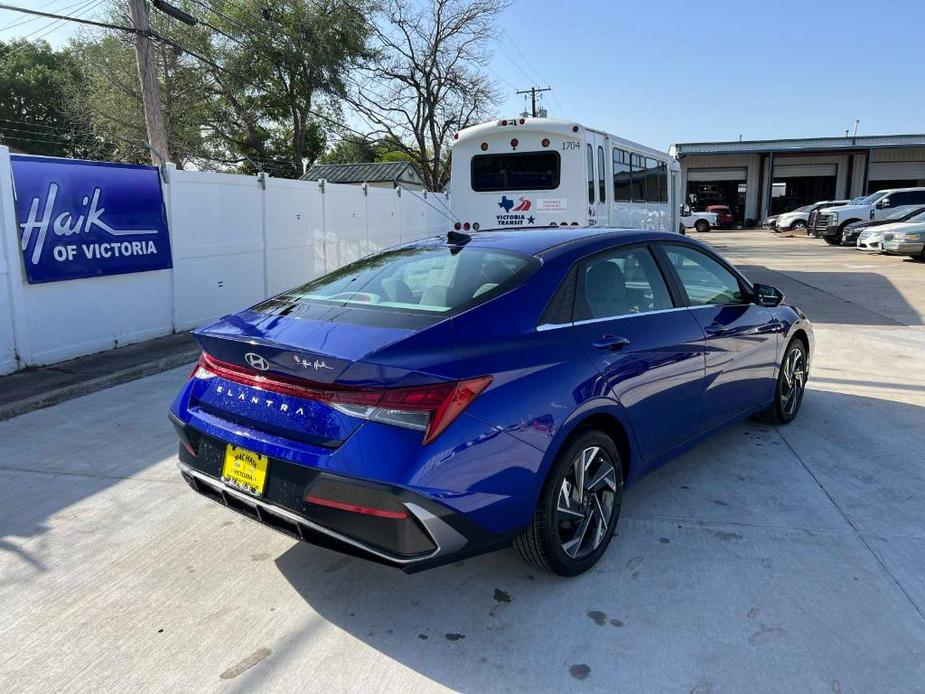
[{"left": 221, "top": 444, "right": 268, "bottom": 497}]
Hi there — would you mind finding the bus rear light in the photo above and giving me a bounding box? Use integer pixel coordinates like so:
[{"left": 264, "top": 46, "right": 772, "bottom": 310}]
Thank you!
[
  {"left": 454, "top": 222, "right": 461, "bottom": 230},
  {"left": 510, "top": 138, "right": 518, "bottom": 149},
  {"left": 472, "top": 223, "right": 480, "bottom": 230},
  {"left": 519, "top": 118, "right": 525, "bottom": 125},
  {"left": 572, "top": 125, "right": 579, "bottom": 132},
  {"left": 480, "top": 142, "right": 488, "bottom": 151},
  {"left": 550, "top": 222, "right": 558, "bottom": 227},
  {"left": 542, "top": 138, "right": 550, "bottom": 148},
  {"left": 571, "top": 222, "right": 579, "bottom": 226},
  {"left": 453, "top": 132, "right": 459, "bottom": 139},
  {"left": 463, "top": 222, "right": 471, "bottom": 230},
  {"left": 501, "top": 119, "right": 508, "bottom": 126}
]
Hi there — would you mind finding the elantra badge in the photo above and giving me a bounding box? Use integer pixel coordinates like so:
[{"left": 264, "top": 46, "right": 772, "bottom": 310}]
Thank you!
[{"left": 245, "top": 352, "right": 270, "bottom": 371}]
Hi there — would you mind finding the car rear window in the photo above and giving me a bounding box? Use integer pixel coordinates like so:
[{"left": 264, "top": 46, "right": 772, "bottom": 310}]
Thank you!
[
  {"left": 470, "top": 151, "right": 560, "bottom": 192},
  {"left": 264, "top": 245, "right": 538, "bottom": 315}
]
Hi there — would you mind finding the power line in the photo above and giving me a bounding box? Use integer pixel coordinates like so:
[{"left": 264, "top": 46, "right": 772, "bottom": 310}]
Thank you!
[
  {"left": 0, "top": 2, "right": 133, "bottom": 34},
  {"left": 516, "top": 85, "right": 551, "bottom": 118},
  {"left": 500, "top": 30, "right": 564, "bottom": 114},
  {"left": 0, "top": 0, "right": 102, "bottom": 63},
  {"left": 0, "top": 0, "right": 65, "bottom": 32}
]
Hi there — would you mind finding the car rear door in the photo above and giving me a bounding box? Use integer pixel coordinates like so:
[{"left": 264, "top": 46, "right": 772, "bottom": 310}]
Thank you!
[
  {"left": 571, "top": 243, "right": 705, "bottom": 461},
  {"left": 655, "top": 242, "right": 782, "bottom": 430}
]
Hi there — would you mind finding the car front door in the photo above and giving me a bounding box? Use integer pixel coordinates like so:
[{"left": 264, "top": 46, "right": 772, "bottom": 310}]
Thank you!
[
  {"left": 657, "top": 242, "right": 782, "bottom": 431},
  {"left": 874, "top": 191, "right": 925, "bottom": 221},
  {"left": 571, "top": 244, "right": 705, "bottom": 461}
]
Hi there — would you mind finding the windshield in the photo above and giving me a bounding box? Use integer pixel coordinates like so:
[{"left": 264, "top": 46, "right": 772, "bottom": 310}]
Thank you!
[
  {"left": 901, "top": 208, "right": 925, "bottom": 223},
  {"left": 885, "top": 207, "right": 916, "bottom": 220},
  {"left": 264, "top": 244, "right": 537, "bottom": 315},
  {"left": 471, "top": 151, "right": 561, "bottom": 192},
  {"left": 854, "top": 192, "right": 885, "bottom": 206},
  {"left": 793, "top": 205, "right": 813, "bottom": 213}
]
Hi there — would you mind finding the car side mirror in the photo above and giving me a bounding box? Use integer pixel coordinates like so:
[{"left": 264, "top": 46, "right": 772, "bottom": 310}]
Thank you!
[
  {"left": 681, "top": 204, "right": 692, "bottom": 216},
  {"left": 752, "top": 283, "right": 783, "bottom": 307},
  {"left": 877, "top": 198, "right": 890, "bottom": 209}
]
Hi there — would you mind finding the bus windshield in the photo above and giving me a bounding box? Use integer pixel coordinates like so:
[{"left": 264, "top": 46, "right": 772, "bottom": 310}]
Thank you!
[{"left": 471, "top": 152, "right": 560, "bottom": 192}]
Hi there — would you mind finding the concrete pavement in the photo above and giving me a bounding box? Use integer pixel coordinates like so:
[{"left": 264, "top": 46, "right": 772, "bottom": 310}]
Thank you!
[{"left": 1, "top": 230, "right": 924, "bottom": 693}]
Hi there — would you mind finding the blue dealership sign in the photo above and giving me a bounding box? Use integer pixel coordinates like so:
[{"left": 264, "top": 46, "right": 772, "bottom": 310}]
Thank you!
[{"left": 11, "top": 155, "right": 172, "bottom": 284}]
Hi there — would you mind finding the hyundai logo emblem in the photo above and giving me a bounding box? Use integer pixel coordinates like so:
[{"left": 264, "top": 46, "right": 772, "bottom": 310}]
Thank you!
[{"left": 244, "top": 352, "right": 270, "bottom": 371}]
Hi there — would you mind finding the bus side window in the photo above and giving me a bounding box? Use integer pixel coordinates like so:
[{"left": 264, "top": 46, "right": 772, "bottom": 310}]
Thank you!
[
  {"left": 598, "top": 145, "right": 606, "bottom": 203},
  {"left": 631, "top": 154, "right": 645, "bottom": 202},
  {"left": 613, "top": 148, "right": 631, "bottom": 202},
  {"left": 587, "top": 144, "right": 595, "bottom": 204}
]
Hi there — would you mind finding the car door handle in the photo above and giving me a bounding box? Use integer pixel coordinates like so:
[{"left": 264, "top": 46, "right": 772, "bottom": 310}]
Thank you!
[
  {"left": 593, "top": 335, "right": 630, "bottom": 351},
  {"left": 704, "top": 323, "right": 729, "bottom": 336},
  {"left": 764, "top": 319, "right": 785, "bottom": 333}
]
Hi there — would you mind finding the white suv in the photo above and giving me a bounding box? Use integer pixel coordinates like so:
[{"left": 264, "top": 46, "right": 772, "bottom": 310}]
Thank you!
[
  {"left": 812, "top": 188, "right": 925, "bottom": 245},
  {"left": 776, "top": 200, "right": 848, "bottom": 232}
]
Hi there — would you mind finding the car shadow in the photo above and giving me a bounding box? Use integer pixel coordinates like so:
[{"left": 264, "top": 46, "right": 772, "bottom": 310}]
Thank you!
[
  {"left": 735, "top": 264, "right": 921, "bottom": 326},
  {"left": 0, "top": 367, "right": 190, "bottom": 586},
  {"left": 271, "top": 388, "right": 925, "bottom": 690}
]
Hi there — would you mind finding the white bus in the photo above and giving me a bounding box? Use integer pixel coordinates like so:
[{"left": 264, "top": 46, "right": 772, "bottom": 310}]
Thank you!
[{"left": 449, "top": 117, "right": 682, "bottom": 233}]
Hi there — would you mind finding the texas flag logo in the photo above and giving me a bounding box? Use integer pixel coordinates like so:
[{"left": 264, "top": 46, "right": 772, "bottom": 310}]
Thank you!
[{"left": 499, "top": 195, "right": 532, "bottom": 212}]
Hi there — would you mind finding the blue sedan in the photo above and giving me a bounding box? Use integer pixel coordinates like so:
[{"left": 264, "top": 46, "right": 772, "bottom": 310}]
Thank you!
[{"left": 170, "top": 228, "right": 812, "bottom": 576}]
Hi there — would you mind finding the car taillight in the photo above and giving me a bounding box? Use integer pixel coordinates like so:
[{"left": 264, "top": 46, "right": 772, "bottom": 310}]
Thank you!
[{"left": 196, "top": 352, "right": 491, "bottom": 445}]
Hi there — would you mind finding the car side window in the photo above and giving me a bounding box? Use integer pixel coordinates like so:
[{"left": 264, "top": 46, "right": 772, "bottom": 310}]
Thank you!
[
  {"left": 575, "top": 247, "right": 673, "bottom": 321},
  {"left": 663, "top": 244, "right": 745, "bottom": 306}
]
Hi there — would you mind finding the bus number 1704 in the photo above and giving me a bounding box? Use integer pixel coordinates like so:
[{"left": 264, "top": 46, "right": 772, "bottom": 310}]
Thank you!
[{"left": 561, "top": 141, "right": 580, "bottom": 150}]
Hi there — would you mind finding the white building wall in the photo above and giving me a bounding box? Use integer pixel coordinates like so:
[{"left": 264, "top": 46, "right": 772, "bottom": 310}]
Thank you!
[{"left": 0, "top": 147, "right": 448, "bottom": 374}]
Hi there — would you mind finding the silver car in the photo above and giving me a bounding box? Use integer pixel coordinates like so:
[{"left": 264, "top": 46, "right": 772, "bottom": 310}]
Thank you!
[{"left": 881, "top": 210, "right": 925, "bottom": 258}]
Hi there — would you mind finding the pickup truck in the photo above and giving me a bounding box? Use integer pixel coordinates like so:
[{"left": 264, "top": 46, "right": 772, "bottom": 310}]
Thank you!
[
  {"left": 706, "top": 204, "right": 735, "bottom": 229},
  {"left": 811, "top": 188, "right": 925, "bottom": 245},
  {"left": 680, "top": 204, "right": 718, "bottom": 233}
]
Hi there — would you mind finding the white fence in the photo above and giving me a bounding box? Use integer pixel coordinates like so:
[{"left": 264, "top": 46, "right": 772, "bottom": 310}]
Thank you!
[{"left": 0, "top": 148, "right": 451, "bottom": 375}]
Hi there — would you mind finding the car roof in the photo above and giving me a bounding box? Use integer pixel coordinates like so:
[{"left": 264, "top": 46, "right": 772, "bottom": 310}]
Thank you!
[{"left": 408, "top": 227, "right": 690, "bottom": 256}]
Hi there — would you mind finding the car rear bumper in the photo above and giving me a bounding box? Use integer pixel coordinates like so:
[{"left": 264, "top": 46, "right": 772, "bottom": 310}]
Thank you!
[{"left": 172, "top": 416, "right": 509, "bottom": 572}]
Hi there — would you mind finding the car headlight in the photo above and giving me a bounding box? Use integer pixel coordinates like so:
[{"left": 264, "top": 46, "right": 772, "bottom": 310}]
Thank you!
[
  {"left": 831, "top": 212, "right": 839, "bottom": 222},
  {"left": 905, "top": 232, "right": 923, "bottom": 240}
]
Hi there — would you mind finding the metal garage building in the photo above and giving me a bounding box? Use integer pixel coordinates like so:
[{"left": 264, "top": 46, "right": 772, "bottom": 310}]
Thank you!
[{"left": 671, "top": 134, "right": 925, "bottom": 225}]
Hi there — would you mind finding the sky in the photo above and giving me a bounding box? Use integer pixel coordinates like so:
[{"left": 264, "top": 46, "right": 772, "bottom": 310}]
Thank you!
[{"left": 3, "top": 0, "right": 924, "bottom": 152}]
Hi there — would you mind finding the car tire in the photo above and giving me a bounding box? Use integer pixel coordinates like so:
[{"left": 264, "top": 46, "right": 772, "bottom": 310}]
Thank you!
[
  {"left": 791, "top": 221, "right": 807, "bottom": 231},
  {"left": 695, "top": 219, "right": 710, "bottom": 233},
  {"left": 515, "top": 429, "right": 623, "bottom": 576},
  {"left": 753, "top": 339, "right": 808, "bottom": 425},
  {"left": 824, "top": 234, "right": 842, "bottom": 245}
]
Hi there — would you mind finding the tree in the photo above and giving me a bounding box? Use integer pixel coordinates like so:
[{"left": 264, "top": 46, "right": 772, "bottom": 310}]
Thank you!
[
  {"left": 317, "top": 133, "right": 413, "bottom": 164},
  {"left": 68, "top": 2, "right": 217, "bottom": 168},
  {"left": 203, "top": 0, "right": 374, "bottom": 177},
  {"left": 348, "top": 0, "right": 509, "bottom": 189},
  {"left": 0, "top": 39, "right": 107, "bottom": 159}
]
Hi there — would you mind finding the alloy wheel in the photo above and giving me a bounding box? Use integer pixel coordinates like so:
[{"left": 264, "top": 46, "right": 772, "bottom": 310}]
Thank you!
[
  {"left": 780, "top": 347, "right": 806, "bottom": 416},
  {"left": 556, "top": 446, "right": 619, "bottom": 559}
]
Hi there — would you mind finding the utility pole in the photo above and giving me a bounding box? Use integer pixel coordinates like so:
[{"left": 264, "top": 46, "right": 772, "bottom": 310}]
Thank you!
[
  {"left": 516, "top": 85, "right": 551, "bottom": 117},
  {"left": 128, "top": 0, "right": 169, "bottom": 165}
]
